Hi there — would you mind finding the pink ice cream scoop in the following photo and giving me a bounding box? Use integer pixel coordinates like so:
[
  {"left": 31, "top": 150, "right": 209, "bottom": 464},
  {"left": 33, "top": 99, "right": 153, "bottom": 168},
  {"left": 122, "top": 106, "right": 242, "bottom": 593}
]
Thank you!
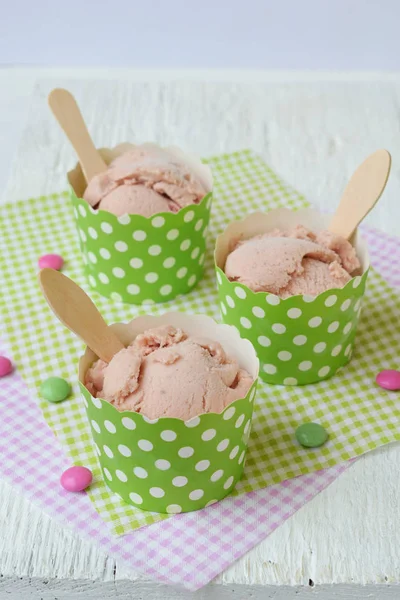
[
  {"left": 224, "top": 225, "right": 361, "bottom": 298},
  {"left": 85, "top": 325, "right": 253, "bottom": 420},
  {"left": 83, "top": 146, "right": 206, "bottom": 217}
]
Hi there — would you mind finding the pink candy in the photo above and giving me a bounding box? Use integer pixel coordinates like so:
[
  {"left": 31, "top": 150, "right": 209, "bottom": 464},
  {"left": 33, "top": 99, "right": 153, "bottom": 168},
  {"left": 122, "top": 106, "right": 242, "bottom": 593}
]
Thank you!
[
  {"left": 38, "top": 254, "right": 64, "bottom": 271},
  {"left": 0, "top": 356, "right": 13, "bottom": 377},
  {"left": 60, "top": 466, "right": 93, "bottom": 492},
  {"left": 376, "top": 370, "right": 400, "bottom": 391}
]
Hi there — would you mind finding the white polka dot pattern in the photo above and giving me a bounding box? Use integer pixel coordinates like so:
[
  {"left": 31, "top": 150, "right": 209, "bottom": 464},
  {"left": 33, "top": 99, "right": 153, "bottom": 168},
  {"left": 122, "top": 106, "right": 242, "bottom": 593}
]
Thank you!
[
  {"left": 151, "top": 216, "right": 165, "bottom": 228},
  {"left": 100, "top": 248, "right": 111, "bottom": 260},
  {"left": 155, "top": 459, "right": 171, "bottom": 470},
  {"left": 72, "top": 191, "right": 212, "bottom": 304},
  {"left": 118, "top": 444, "right": 131, "bottom": 457},
  {"left": 129, "top": 492, "right": 143, "bottom": 505},
  {"left": 215, "top": 265, "right": 367, "bottom": 385},
  {"left": 252, "top": 306, "right": 265, "bottom": 318},
  {"left": 150, "top": 487, "right": 165, "bottom": 498},
  {"left": 104, "top": 420, "right": 116, "bottom": 433},
  {"left": 82, "top": 378, "right": 255, "bottom": 513},
  {"left": 91, "top": 420, "right": 100, "bottom": 433},
  {"left": 133, "top": 467, "right": 148, "bottom": 479},
  {"left": 178, "top": 446, "right": 194, "bottom": 458},
  {"left": 103, "top": 468, "right": 112, "bottom": 481},
  {"left": 166, "top": 504, "right": 182, "bottom": 514}
]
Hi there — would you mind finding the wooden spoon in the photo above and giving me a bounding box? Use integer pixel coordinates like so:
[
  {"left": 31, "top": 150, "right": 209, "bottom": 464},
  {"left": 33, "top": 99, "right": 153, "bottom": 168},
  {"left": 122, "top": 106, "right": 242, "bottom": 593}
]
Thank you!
[
  {"left": 329, "top": 149, "right": 391, "bottom": 240},
  {"left": 48, "top": 88, "right": 107, "bottom": 197},
  {"left": 39, "top": 269, "right": 124, "bottom": 363}
]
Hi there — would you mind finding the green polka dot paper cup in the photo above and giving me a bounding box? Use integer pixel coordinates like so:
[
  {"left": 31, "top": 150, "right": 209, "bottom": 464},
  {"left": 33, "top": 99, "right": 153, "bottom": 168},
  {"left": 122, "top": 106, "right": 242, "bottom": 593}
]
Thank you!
[
  {"left": 78, "top": 313, "right": 259, "bottom": 513},
  {"left": 67, "top": 143, "right": 213, "bottom": 305},
  {"left": 214, "top": 208, "right": 370, "bottom": 386}
]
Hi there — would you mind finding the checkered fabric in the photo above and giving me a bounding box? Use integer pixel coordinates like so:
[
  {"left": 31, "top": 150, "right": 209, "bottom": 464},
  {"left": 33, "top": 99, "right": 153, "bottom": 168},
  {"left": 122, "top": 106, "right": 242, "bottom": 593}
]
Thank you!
[
  {"left": 0, "top": 343, "right": 347, "bottom": 590},
  {"left": 0, "top": 223, "right": 397, "bottom": 590},
  {"left": 1, "top": 150, "right": 399, "bottom": 535}
]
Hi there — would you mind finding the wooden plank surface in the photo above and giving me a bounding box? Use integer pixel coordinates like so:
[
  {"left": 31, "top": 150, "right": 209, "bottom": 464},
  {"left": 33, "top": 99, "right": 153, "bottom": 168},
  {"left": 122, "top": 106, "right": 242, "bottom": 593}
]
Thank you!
[{"left": 1, "top": 69, "right": 400, "bottom": 599}]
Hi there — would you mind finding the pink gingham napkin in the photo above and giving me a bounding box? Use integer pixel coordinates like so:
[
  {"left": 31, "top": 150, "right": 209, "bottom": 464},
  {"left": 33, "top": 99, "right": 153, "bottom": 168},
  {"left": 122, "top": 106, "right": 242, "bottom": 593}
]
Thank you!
[
  {"left": 0, "top": 224, "right": 397, "bottom": 591},
  {"left": 0, "top": 371, "right": 345, "bottom": 589},
  {"left": 362, "top": 226, "right": 400, "bottom": 288}
]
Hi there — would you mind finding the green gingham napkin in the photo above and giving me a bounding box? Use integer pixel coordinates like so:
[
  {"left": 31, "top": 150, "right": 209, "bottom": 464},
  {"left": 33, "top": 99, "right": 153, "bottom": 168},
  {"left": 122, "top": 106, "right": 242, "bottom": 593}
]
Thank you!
[{"left": 1, "top": 150, "right": 399, "bottom": 536}]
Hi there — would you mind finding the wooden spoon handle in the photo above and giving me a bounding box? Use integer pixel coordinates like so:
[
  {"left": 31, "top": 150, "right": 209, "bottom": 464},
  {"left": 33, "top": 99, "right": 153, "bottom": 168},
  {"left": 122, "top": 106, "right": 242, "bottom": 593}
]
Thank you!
[
  {"left": 329, "top": 149, "right": 391, "bottom": 240},
  {"left": 48, "top": 88, "right": 107, "bottom": 185},
  {"left": 39, "top": 269, "right": 124, "bottom": 363}
]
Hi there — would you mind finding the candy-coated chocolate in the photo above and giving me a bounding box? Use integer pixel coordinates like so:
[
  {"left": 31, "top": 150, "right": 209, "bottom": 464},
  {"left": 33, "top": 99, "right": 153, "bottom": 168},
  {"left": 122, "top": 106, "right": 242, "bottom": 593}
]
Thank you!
[
  {"left": 60, "top": 466, "right": 93, "bottom": 492},
  {"left": 40, "top": 376, "right": 71, "bottom": 403},
  {"left": 0, "top": 356, "right": 13, "bottom": 377},
  {"left": 376, "top": 369, "right": 400, "bottom": 391},
  {"left": 295, "top": 422, "right": 329, "bottom": 448},
  {"left": 38, "top": 254, "right": 64, "bottom": 270}
]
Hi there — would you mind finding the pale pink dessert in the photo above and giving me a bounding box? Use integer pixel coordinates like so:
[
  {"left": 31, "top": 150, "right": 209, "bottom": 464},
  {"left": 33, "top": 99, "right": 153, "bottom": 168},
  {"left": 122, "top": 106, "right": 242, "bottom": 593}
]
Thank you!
[
  {"left": 83, "top": 146, "right": 206, "bottom": 217},
  {"left": 85, "top": 326, "right": 253, "bottom": 420},
  {"left": 224, "top": 225, "right": 361, "bottom": 298}
]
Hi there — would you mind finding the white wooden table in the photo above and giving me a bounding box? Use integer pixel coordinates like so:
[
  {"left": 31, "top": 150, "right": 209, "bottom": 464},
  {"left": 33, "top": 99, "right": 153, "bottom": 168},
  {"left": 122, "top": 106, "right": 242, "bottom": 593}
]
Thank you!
[{"left": 1, "top": 68, "right": 400, "bottom": 600}]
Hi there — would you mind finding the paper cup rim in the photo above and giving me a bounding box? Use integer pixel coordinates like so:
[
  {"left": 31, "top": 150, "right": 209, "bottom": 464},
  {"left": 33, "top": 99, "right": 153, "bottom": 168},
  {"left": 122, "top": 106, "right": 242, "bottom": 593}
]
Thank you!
[
  {"left": 78, "top": 312, "right": 259, "bottom": 425},
  {"left": 214, "top": 207, "right": 370, "bottom": 302},
  {"left": 67, "top": 141, "right": 214, "bottom": 216}
]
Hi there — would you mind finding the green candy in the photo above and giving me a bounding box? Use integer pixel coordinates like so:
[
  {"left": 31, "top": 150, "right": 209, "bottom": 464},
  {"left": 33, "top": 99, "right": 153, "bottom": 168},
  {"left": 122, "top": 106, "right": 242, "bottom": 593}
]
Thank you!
[
  {"left": 295, "top": 423, "right": 328, "bottom": 448},
  {"left": 40, "top": 376, "right": 71, "bottom": 403}
]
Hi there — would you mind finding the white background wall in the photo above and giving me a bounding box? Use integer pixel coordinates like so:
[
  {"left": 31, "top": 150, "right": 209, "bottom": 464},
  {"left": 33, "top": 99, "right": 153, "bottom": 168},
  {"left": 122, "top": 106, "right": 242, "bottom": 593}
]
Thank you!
[{"left": 1, "top": 0, "right": 399, "bottom": 70}]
